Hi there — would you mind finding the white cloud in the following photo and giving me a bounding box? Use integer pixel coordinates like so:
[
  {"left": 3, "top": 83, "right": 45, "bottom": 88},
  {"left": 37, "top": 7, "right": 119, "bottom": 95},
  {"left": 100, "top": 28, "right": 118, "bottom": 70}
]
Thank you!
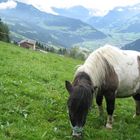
[
  {"left": 2, "top": 0, "right": 140, "bottom": 16},
  {"left": 0, "top": 0, "right": 17, "bottom": 10}
]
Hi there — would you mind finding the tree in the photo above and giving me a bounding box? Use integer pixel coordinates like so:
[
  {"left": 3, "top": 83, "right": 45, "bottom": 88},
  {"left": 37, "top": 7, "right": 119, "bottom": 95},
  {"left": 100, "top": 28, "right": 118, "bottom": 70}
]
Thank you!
[
  {"left": 69, "top": 47, "right": 78, "bottom": 58},
  {"left": 69, "top": 47, "right": 86, "bottom": 60},
  {"left": 0, "top": 18, "right": 10, "bottom": 42},
  {"left": 49, "top": 47, "right": 55, "bottom": 53},
  {"left": 36, "top": 41, "right": 45, "bottom": 50}
]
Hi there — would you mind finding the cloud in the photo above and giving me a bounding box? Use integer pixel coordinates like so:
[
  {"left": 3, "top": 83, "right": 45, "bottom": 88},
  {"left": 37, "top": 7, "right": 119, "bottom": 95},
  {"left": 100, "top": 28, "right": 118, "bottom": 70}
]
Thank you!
[
  {"left": 18, "top": 0, "right": 140, "bottom": 16},
  {"left": 2, "top": 0, "right": 140, "bottom": 16},
  {"left": 0, "top": 0, "right": 17, "bottom": 10}
]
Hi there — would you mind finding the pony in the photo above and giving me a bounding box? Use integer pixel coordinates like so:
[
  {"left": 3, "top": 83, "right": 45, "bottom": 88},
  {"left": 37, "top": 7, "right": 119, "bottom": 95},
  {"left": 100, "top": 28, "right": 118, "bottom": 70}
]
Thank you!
[{"left": 65, "top": 44, "right": 140, "bottom": 137}]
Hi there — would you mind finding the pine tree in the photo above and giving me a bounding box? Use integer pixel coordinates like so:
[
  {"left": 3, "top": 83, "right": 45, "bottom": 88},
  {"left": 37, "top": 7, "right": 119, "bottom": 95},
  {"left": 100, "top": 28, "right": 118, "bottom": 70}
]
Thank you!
[{"left": 0, "top": 18, "right": 10, "bottom": 42}]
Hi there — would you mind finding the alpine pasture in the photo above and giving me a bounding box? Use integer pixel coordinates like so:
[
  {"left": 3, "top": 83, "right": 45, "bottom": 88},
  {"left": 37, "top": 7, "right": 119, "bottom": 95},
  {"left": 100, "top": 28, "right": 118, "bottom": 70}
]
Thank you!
[{"left": 0, "top": 41, "right": 140, "bottom": 140}]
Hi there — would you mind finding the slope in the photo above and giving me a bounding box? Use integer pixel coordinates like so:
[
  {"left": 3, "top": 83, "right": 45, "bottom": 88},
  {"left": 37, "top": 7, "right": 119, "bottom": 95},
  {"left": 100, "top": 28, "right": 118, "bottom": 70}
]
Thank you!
[
  {"left": 0, "top": 41, "right": 140, "bottom": 140},
  {"left": 0, "top": 41, "right": 81, "bottom": 139}
]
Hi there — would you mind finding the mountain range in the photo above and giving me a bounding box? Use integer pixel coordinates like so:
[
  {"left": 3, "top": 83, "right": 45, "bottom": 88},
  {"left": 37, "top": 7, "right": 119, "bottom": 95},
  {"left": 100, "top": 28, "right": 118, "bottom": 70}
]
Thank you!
[
  {"left": 122, "top": 39, "right": 140, "bottom": 51},
  {"left": 0, "top": 1, "right": 106, "bottom": 48},
  {"left": 87, "top": 5, "right": 140, "bottom": 31},
  {"left": 54, "top": 4, "right": 140, "bottom": 33},
  {"left": 0, "top": 1, "right": 140, "bottom": 49},
  {"left": 53, "top": 3, "right": 140, "bottom": 48}
]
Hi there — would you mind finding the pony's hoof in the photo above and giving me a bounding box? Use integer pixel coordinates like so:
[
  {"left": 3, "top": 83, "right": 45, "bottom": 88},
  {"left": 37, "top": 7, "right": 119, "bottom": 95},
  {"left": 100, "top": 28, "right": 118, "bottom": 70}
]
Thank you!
[{"left": 106, "top": 123, "right": 112, "bottom": 129}]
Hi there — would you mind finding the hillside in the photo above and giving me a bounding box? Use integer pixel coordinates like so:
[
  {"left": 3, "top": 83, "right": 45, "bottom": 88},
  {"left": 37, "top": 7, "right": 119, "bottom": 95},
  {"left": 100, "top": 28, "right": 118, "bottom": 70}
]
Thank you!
[
  {"left": 123, "top": 38, "right": 140, "bottom": 51},
  {"left": 0, "top": 42, "right": 140, "bottom": 140},
  {"left": 0, "top": 41, "right": 81, "bottom": 139},
  {"left": 0, "top": 2, "right": 106, "bottom": 48}
]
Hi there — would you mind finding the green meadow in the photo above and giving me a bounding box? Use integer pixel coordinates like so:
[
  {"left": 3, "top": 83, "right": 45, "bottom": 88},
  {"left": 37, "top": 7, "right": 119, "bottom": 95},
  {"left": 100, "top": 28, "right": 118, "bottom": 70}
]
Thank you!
[{"left": 0, "top": 41, "right": 140, "bottom": 140}]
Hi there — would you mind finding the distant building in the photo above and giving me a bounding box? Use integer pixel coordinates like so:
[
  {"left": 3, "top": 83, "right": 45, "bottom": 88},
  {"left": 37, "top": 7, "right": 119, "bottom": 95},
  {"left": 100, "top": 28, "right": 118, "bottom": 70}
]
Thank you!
[{"left": 18, "top": 39, "right": 36, "bottom": 50}]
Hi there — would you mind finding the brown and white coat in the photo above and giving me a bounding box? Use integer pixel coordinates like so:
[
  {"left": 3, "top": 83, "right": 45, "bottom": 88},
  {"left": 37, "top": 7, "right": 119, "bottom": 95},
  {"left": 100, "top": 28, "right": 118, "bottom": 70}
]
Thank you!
[{"left": 75, "top": 44, "right": 140, "bottom": 128}]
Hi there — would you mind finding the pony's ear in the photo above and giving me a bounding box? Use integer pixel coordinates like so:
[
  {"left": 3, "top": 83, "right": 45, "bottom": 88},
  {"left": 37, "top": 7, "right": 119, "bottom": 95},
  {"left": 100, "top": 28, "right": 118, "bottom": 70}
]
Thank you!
[{"left": 65, "top": 81, "right": 73, "bottom": 94}]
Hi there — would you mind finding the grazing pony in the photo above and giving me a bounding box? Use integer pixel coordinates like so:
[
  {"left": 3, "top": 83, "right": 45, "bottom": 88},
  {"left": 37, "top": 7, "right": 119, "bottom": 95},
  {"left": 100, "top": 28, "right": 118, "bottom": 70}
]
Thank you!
[{"left": 65, "top": 45, "right": 140, "bottom": 137}]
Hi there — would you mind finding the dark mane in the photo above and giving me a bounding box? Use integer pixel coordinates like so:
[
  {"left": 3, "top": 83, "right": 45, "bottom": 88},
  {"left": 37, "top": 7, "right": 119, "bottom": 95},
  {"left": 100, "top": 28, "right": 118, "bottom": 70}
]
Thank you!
[
  {"left": 68, "top": 72, "right": 93, "bottom": 113},
  {"left": 73, "top": 72, "right": 93, "bottom": 87}
]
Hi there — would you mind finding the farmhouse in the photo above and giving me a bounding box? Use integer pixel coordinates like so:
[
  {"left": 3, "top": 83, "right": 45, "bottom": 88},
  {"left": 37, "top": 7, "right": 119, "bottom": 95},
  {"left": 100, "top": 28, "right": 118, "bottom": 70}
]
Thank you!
[{"left": 19, "top": 39, "right": 36, "bottom": 50}]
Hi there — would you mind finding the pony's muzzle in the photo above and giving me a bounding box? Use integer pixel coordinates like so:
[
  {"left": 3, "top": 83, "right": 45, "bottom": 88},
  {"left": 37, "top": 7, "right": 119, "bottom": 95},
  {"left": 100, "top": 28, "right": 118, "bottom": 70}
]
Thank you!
[
  {"left": 72, "top": 130, "right": 82, "bottom": 137},
  {"left": 72, "top": 126, "right": 83, "bottom": 138}
]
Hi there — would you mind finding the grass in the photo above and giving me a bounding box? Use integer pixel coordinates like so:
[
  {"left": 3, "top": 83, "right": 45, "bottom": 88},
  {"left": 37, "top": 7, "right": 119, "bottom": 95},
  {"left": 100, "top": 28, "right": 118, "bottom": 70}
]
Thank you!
[{"left": 0, "top": 41, "right": 140, "bottom": 140}]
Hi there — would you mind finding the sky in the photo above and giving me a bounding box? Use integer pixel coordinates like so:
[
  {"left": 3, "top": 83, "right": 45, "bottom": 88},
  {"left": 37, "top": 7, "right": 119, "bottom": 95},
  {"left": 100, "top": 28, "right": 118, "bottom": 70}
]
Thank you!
[{"left": 0, "top": 0, "right": 140, "bottom": 16}]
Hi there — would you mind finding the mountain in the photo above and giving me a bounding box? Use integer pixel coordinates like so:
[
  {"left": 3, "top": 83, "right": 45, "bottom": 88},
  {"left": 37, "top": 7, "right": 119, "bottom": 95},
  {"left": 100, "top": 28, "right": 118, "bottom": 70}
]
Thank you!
[
  {"left": 52, "top": 6, "right": 91, "bottom": 22},
  {"left": 0, "top": 2, "right": 106, "bottom": 48},
  {"left": 87, "top": 4, "right": 140, "bottom": 30},
  {"left": 122, "top": 39, "right": 140, "bottom": 51},
  {"left": 120, "top": 13, "right": 140, "bottom": 33},
  {"left": 51, "top": 4, "right": 140, "bottom": 31},
  {"left": 50, "top": 3, "right": 140, "bottom": 48}
]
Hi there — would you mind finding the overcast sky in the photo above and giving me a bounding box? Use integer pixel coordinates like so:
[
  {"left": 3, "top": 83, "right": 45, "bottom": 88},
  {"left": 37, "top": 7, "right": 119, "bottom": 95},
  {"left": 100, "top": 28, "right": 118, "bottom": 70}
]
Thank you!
[{"left": 0, "top": 0, "right": 140, "bottom": 16}]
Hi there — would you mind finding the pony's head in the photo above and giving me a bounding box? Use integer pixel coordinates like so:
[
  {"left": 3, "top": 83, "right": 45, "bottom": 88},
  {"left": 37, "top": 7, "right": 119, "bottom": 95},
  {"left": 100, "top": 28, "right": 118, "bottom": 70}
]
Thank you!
[{"left": 65, "top": 72, "right": 96, "bottom": 137}]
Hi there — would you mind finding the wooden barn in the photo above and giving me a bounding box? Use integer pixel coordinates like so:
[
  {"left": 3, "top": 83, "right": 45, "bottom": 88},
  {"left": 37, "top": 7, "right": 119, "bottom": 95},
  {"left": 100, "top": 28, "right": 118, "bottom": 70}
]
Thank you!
[{"left": 19, "top": 39, "right": 36, "bottom": 50}]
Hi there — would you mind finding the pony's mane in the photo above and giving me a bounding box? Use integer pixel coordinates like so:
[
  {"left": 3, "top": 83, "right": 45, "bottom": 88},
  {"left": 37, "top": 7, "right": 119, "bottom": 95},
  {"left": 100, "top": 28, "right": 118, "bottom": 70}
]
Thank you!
[
  {"left": 68, "top": 84, "right": 93, "bottom": 113},
  {"left": 69, "top": 72, "right": 93, "bottom": 112},
  {"left": 75, "top": 44, "right": 124, "bottom": 87}
]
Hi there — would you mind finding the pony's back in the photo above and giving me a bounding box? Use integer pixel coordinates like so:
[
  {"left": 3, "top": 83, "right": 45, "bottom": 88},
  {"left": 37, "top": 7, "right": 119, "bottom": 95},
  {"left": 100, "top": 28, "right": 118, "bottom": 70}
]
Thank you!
[{"left": 76, "top": 44, "right": 140, "bottom": 97}]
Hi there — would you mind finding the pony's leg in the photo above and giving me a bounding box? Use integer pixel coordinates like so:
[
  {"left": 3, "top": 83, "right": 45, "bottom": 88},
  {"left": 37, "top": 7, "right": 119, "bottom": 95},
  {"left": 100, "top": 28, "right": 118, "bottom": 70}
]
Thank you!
[
  {"left": 133, "top": 94, "right": 140, "bottom": 117},
  {"left": 96, "top": 94, "right": 104, "bottom": 116},
  {"left": 105, "top": 93, "right": 115, "bottom": 129}
]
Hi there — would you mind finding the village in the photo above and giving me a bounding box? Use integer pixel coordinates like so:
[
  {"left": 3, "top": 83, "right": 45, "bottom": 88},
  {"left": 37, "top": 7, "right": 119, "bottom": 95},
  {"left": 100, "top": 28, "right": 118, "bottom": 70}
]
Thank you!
[{"left": 16, "top": 38, "right": 90, "bottom": 60}]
